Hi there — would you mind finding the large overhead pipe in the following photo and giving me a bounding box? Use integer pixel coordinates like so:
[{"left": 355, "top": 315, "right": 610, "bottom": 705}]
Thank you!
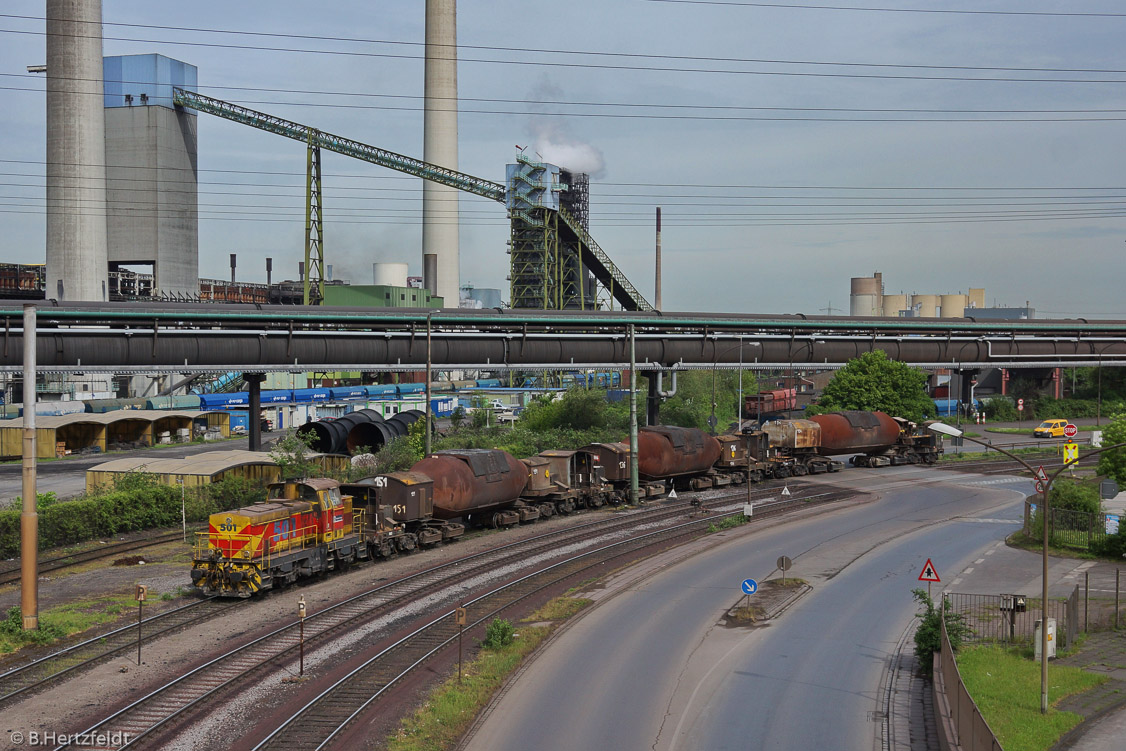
[{"left": 9, "top": 305, "right": 1126, "bottom": 371}]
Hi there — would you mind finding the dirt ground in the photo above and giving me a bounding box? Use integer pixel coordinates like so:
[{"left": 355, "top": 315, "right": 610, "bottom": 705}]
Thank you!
[{"left": 0, "top": 505, "right": 642, "bottom": 743}]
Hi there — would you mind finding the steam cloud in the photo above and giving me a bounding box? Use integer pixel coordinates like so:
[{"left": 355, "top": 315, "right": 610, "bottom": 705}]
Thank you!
[{"left": 526, "top": 77, "right": 606, "bottom": 177}]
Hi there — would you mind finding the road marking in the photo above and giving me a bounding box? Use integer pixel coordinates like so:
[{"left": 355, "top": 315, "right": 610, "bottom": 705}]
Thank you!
[
  {"left": 952, "top": 517, "right": 1019, "bottom": 524},
  {"left": 951, "top": 578, "right": 963, "bottom": 586},
  {"left": 964, "top": 567, "right": 975, "bottom": 574},
  {"left": 958, "top": 478, "right": 1032, "bottom": 487},
  {"left": 975, "top": 558, "right": 985, "bottom": 564}
]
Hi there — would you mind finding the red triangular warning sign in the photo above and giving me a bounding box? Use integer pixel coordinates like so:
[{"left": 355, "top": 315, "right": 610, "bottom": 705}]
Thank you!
[
  {"left": 918, "top": 558, "right": 941, "bottom": 582},
  {"left": 1036, "top": 466, "right": 1048, "bottom": 481}
]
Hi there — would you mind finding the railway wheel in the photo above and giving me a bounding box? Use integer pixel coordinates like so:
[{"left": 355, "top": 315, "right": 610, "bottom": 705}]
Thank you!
[
  {"left": 792, "top": 464, "right": 808, "bottom": 477},
  {"left": 774, "top": 466, "right": 791, "bottom": 479}
]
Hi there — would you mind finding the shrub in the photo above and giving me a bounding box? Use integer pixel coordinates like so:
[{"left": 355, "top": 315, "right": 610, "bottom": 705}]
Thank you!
[
  {"left": 481, "top": 618, "right": 515, "bottom": 650},
  {"left": 912, "top": 588, "right": 971, "bottom": 676},
  {"left": 1049, "top": 478, "right": 1101, "bottom": 514},
  {"left": 1091, "top": 531, "right": 1126, "bottom": 559},
  {"left": 0, "top": 472, "right": 267, "bottom": 558},
  {"left": 982, "top": 398, "right": 1019, "bottom": 422}
]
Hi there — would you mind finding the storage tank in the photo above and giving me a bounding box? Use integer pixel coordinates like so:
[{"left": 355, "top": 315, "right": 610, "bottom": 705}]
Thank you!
[
  {"left": 911, "top": 294, "right": 938, "bottom": 318},
  {"left": 411, "top": 449, "right": 527, "bottom": 519},
  {"left": 373, "top": 262, "right": 409, "bottom": 287},
  {"left": 637, "top": 426, "right": 721, "bottom": 479},
  {"left": 807, "top": 411, "right": 901, "bottom": 456},
  {"left": 882, "top": 294, "right": 908, "bottom": 317},
  {"left": 850, "top": 276, "right": 881, "bottom": 317},
  {"left": 940, "top": 294, "right": 967, "bottom": 318}
]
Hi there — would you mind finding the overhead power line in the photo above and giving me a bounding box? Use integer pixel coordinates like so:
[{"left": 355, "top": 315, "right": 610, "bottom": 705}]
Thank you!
[
  {"left": 8, "top": 72, "right": 1126, "bottom": 117},
  {"left": 3, "top": 158, "right": 1124, "bottom": 194},
  {"left": 9, "top": 83, "right": 1125, "bottom": 122},
  {"left": 643, "top": 1, "right": 1126, "bottom": 18},
  {"left": 2, "top": 24, "right": 1124, "bottom": 84},
  {"left": 3, "top": 12, "right": 1123, "bottom": 72}
]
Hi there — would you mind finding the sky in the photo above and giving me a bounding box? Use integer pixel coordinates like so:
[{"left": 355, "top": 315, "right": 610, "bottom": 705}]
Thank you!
[{"left": 1, "top": 1, "right": 1124, "bottom": 317}]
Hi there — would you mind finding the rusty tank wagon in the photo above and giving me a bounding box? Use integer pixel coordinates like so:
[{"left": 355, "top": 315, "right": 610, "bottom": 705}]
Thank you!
[{"left": 410, "top": 449, "right": 535, "bottom": 527}]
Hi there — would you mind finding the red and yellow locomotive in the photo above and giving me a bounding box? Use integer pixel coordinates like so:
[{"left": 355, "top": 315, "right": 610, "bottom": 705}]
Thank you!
[{"left": 191, "top": 478, "right": 368, "bottom": 597}]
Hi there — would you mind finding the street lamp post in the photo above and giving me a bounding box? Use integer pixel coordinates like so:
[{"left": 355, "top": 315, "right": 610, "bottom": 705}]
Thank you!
[{"left": 926, "top": 422, "right": 1126, "bottom": 715}]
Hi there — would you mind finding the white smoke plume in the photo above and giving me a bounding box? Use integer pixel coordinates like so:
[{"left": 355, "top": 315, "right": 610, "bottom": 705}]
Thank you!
[{"left": 525, "top": 77, "right": 606, "bottom": 178}]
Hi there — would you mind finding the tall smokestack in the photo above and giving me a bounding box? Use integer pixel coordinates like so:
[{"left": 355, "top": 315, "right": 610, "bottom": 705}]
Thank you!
[
  {"left": 266, "top": 257, "right": 272, "bottom": 286},
  {"left": 46, "top": 0, "right": 109, "bottom": 302},
  {"left": 423, "top": 0, "right": 459, "bottom": 307},
  {"left": 655, "top": 207, "right": 662, "bottom": 311},
  {"left": 230, "top": 253, "right": 236, "bottom": 284}
]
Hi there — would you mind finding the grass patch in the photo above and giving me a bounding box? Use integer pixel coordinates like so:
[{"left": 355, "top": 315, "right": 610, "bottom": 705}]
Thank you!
[
  {"left": 707, "top": 514, "right": 747, "bottom": 532},
  {"left": 1006, "top": 531, "right": 1100, "bottom": 560},
  {"left": 939, "top": 446, "right": 1054, "bottom": 463},
  {"left": 0, "top": 593, "right": 136, "bottom": 654},
  {"left": 956, "top": 644, "right": 1107, "bottom": 751},
  {"left": 522, "top": 596, "right": 592, "bottom": 622},
  {"left": 389, "top": 597, "right": 592, "bottom": 751},
  {"left": 388, "top": 625, "right": 550, "bottom": 751}
]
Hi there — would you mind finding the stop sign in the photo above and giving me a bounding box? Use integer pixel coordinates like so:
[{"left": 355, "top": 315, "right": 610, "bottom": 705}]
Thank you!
[{"left": 1064, "top": 423, "right": 1078, "bottom": 438}]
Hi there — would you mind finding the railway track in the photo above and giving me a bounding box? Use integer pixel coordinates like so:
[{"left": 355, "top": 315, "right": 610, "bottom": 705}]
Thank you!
[
  {"left": 0, "top": 596, "right": 236, "bottom": 707},
  {"left": 936, "top": 451, "right": 1098, "bottom": 476},
  {"left": 249, "top": 489, "right": 851, "bottom": 751},
  {"left": 0, "top": 531, "right": 189, "bottom": 587},
  {"left": 55, "top": 483, "right": 850, "bottom": 750}
]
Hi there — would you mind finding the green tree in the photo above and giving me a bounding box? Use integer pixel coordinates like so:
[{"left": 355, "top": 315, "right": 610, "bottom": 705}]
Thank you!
[
  {"left": 806, "top": 351, "right": 933, "bottom": 423},
  {"left": 449, "top": 405, "right": 466, "bottom": 430},
  {"left": 519, "top": 388, "right": 629, "bottom": 433},
  {"left": 1096, "top": 412, "right": 1126, "bottom": 484},
  {"left": 656, "top": 370, "right": 758, "bottom": 432},
  {"left": 269, "top": 430, "right": 320, "bottom": 479},
  {"left": 406, "top": 415, "right": 430, "bottom": 460}
]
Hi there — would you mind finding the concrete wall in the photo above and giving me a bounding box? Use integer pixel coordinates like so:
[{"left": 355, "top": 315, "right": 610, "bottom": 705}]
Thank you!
[
  {"left": 46, "top": 0, "right": 109, "bottom": 302},
  {"left": 105, "top": 101, "right": 199, "bottom": 296},
  {"left": 422, "top": 0, "right": 460, "bottom": 304}
]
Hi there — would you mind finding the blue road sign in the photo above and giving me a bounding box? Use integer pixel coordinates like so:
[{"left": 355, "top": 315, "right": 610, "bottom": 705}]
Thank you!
[{"left": 741, "top": 579, "right": 758, "bottom": 595}]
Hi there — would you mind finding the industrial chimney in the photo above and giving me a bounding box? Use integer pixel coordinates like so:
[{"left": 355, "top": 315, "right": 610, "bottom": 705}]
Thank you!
[
  {"left": 422, "top": 0, "right": 459, "bottom": 307},
  {"left": 46, "top": 0, "right": 109, "bottom": 302}
]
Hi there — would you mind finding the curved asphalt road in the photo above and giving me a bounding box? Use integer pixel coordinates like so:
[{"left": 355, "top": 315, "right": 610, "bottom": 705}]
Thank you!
[{"left": 465, "top": 467, "right": 1031, "bottom": 751}]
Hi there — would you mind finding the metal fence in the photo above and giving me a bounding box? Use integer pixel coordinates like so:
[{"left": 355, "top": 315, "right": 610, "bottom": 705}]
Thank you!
[
  {"left": 946, "top": 569, "right": 1123, "bottom": 649},
  {"left": 1022, "top": 501, "right": 1121, "bottom": 552},
  {"left": 1081, "top": 567, "right": 1125, "bottom": 631},
  {"left": 944, "top": 592, "right": 1079, "bottom": 649},
  {"left": 937, "top": 600, "right": 1003, "bottom": 751}
]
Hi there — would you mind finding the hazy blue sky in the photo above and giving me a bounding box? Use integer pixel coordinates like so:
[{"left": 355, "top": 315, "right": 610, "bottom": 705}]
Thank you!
[{"left": 2, "top": 1, "right": 1124, "bottom": 316}]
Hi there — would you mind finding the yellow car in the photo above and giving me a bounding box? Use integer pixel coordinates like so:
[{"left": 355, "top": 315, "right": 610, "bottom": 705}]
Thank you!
[{"left": 1033, "top": 419, "right": 1069, "bottom": 438}]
